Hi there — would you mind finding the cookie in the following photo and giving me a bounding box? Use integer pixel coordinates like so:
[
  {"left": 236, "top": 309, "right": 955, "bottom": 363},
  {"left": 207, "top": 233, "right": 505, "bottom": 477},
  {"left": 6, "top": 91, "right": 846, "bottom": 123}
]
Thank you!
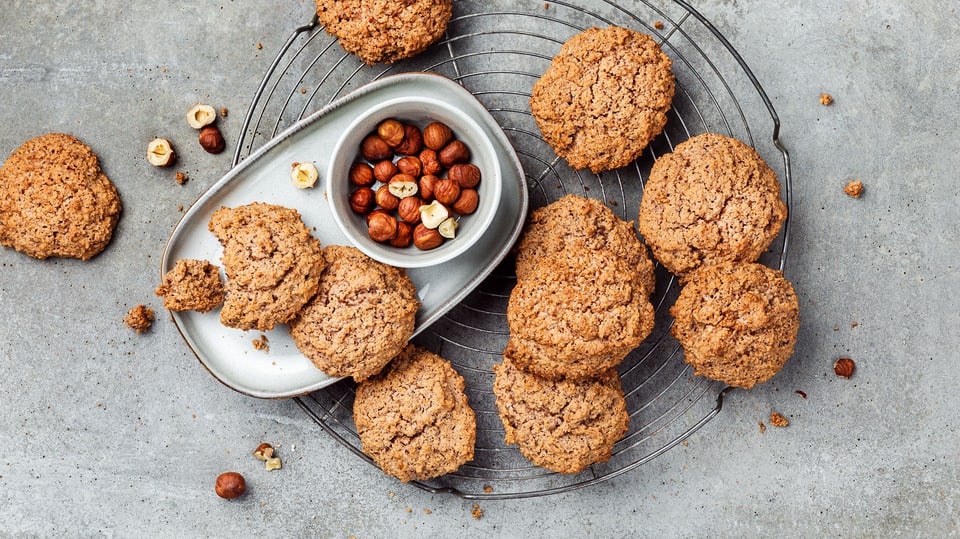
[
  {"left": 208, "top": 202, "right": 324, "bottom": 331},
  {"left": 530, "top": 26, "right": 675, "bottom": 173},
  {"left": 0, "top": 133, "right": 121, "bottom": 260},
  {"left": 155, "top": 258, "right": 225, "bottom": 313},
  {"left": 289, "top": 245, "right": 419, "bottom": 382},
  {"left": 492, "top": 355, "right": 629, "bottom": 474},
  {"left": 353, "top": 344, "right": 476, "bottom": 482},
  {"left": 315, "top": 0, "right": 453, "bottom": 65},
  {"left": 506, "top": 249, "right": 655, "bottom": 380},
  {"left": 669, "top": 261, "right": 799, "bottom": 389},
  {"left": 638, "top": 133, "right": 787, "bottom": 279},
  {"left": 514, "top": 194, "right": 656, "bottom": 296}
]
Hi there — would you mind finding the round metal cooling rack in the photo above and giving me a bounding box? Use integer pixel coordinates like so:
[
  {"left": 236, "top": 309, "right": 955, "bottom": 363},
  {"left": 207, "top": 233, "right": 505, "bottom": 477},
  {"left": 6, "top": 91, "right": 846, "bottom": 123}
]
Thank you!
[{"left": 233, "top": 0, "right": 792, "bottom": 499}]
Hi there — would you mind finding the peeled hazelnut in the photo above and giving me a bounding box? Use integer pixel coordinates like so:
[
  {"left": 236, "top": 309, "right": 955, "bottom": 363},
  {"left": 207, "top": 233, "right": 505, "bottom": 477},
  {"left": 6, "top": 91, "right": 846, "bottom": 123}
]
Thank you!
[
  {"left": 361, "top": 134, "right": 393, "bottom": 161},
  {"left": 413, "top": 223, "right": 444, "bottom": 250},
  {"left": 377, "top": 118, "right": 405, "bottom": 147},
  {"left": 394, "top": 124, "right": 423, "bottom": 155},
  {"left": 375, "top": 185, "right": 400, "bottom": 211},
  {"left": 419, "top": 174, "right": 439, "bottom": 201},
  {"left": 146, "top": 137, "right": 176, "bottom": 167},
  {"left": 452, "top": 188, "right": 479, "bottom": 214},
  {"left": 373, "top": 160, "right": 399, "bottom": 184},
  {"left": 290, "top": 161, "right": 319, "bottom": 189},
  {"left": 387, "top": 174, "right": 419, "bottom": 199},
  {"left": 186, "top": 103, "right": 217, "bottom": 129},
  {"left": 349, "top": 162, "right": 375, "bottom": 187},
  {"left": 419, "top": 149, "right": 442, "bottom": 176},
  {"left": 439, "top": 140, "right": 470, "bottom": 167},
  {"left": 433, "top": 178, "right": 461, "bottom": 206},
  {"left": 423, "top": 122, "right": 453, "bottom": 151},
  {"left": 252, "top": 443, "right": 274, "bottom": 461},
  {"left": 265, "top": 457, "right": 282, "bottom": 471},
  {"left": 438, "top": 217, "right": 458, "bottom": 239},
  {"left": 215, "top": 472, "right": 246, "bottom": 499},
  {"left": 198, "top": 125, "right": 226, "bottom": 154},
  {"left": 448, "top": 163, "right": 481, "bottom": 189},
  {"left": 367, "top": 211, "right": 398, "bottom": 242},
  {"left": 419, "top": 200, "right": 450, "bottom": 229},
  {"left": 396, "top": 156, "right": 422, "bottom": 177},
  {"left": 834, "top": 357, "right": 855, "bottom": 378},
  {"left": 390, "top": 221, "right": 414, "bottom": 248},
  {"left": 349, "top": 187, "right": 376, "bottom": 214},
  {"left": 397, "top": 196, "right": 424, "bottom": 224}
]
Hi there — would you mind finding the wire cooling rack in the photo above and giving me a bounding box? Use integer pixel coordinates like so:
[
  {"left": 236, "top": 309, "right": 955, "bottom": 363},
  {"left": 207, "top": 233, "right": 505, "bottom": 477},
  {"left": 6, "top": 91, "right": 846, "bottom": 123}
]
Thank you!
[{"left": 232, "top": 0, "right": 791, "bottom": 499}]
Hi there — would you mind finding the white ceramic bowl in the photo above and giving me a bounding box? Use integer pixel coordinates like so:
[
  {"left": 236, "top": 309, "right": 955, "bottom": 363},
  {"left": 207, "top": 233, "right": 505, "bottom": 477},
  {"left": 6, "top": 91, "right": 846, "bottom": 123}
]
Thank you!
[{"left": 327, "top": 95, "right": 502, "bottom": 268}]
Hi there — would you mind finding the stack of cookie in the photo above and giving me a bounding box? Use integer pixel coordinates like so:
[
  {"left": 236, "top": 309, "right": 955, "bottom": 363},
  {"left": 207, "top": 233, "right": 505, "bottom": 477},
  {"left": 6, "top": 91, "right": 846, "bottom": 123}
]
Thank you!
[{"left": 493, "top": 195, "right": 657, "bottom": 474}]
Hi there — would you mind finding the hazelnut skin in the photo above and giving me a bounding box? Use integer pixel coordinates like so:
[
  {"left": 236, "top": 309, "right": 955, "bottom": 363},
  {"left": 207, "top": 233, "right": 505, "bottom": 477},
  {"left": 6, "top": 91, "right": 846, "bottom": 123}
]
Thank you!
[
  {"left": 448, "top": 163, "right": 481, "bottom": 189},
  {"left": 413, "top": 223, "right": 444, "bottom": 250},
  {"left": 367, "top": 211, "right": 398, "bottom": 243},
  {"left": 215, "top": 472, "right": 246, "bottom": 499},
  {"left": 361, "top": 134, "right": 393, "bottom": 161},
  {"left": 198, "top": 126, "right": 226, "bottom": 154},
  {"left": 394, "top": 124, "right": 423, "bottom": 155},
  {"left": 433, "top": 179, "right": 461, "bottom": 206},
  {"left": 423, "top": 122, "right": 453, "bottom": 151},
  {"left": 452, "top": 188, "right": 480, "bottom": 215},
  {"left": 349, "top": 162, "right": 375, "bottom": 187},
  {"left": 439, "top": 140, "right": 470, "bottom": 167},
  {"left": 349, "top": 187, "right": 376, "bottom": 214}
]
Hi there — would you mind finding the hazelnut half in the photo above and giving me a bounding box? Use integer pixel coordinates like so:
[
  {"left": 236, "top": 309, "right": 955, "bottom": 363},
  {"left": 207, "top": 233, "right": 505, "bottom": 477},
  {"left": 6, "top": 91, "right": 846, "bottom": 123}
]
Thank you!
[
  {"left": 290, "top": 161, "right": 319, "bottom": 189},
  {"left": 198, "top": 125, "right": 226, "bottom": 154},
  {"left": 419, "top": 200, "right": 450, "bottom": 229},
  {"left": 387, "top": 174, "right": 419, "bottom": 199},
  {"left": 186, "top": 103, "right": 217, "bottom": 129},
  {"left": 252, "top": 443, "right": 274, "bottom": 461},
  {"left": 215, "top": 472, "right": 246, "bottom": 499},
  {"left": 146, "top": 138, "right": 176, "bottom": 167},
  {"left": 438, "top": 217, "right": 458, "bottom": 239}
]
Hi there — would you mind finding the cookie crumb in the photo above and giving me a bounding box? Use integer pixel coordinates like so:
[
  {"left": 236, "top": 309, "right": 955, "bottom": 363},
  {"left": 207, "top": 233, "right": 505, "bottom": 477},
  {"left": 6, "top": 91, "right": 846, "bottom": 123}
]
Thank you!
[
  {"left": 770, "top": 412, "right": 789, "bottom": 427},
  {"left": 682, "top": 440, "right": 689, "bottom": 447},
  {"left": 178, "top": 204, "right": 184, "bottom": 212},
  {"left": 795, "top": 390, "right": 807, "bottom": 399},
  {"left": 124, "top": 305, "right": 154, "bottom": 333},
  {"left": 654, "top": 21, "right": 664, "bottom": 30},
  {"left": 257, "top": 42, "right": 262, "bottom": 50},
  {"left": 820, "top": 92, "right": 833, "bottom": 105},
  {"left": 844, "top": 179, "right": 864, "bottom": 198},
  {"left": 220, "top": 107, "right": 228, "bottom": 117},
  {"left": 759, "top": 421, "right": 766, "bottom": 434},
  {"left": 253, "top": 334, "right": 270, "bottom": 352},
  {"left": 472, "top": 503, "right": 483, "bottom": 519},
  {"left": 543, "top": 2, "right": 549, "bottom": 8},
  {"left": 834, "top": 325, "right": 840, "bottom": 331},
  {"left": 851, "top": 321, "right": 859, "bottom": 328},
  {"left": 424, "top": 509, "right": 432, "bottom": 515},
  {"left": 175, "top": 171, "right": 188, "bottom": 185},
  {"left": 483, "top": 485, "right": 493, "bottom": 493}
]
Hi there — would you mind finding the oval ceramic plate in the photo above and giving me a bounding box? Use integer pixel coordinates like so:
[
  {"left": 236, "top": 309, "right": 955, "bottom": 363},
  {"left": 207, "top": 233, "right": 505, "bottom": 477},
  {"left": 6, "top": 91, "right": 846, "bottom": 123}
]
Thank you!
[{"left": 161, "top": 73, "right": 528, "bottom": 399}]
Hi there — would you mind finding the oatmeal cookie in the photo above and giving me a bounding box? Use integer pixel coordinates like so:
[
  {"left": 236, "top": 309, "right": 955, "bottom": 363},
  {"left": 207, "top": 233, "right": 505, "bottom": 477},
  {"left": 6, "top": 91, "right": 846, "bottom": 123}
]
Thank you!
[
  {"left": 670, "top": 261, "right": 799, "bottom": 389},
  {"left": 353, "top": 344, "right": 476, "bottom": 482},
  {"left": 315, "top": 0, "right": 453, "bottom": 65},
  {"left": 0, "top": 133, "right": 121, "bottom": 260},
  {"left": 506, "top": 249, "right": 655, "bottom": 380},
  {"left": 155, "top": 258, "right": 224, "bottom": 313},
  {"left": 514, "top": 194, "right": 656, "bottom": 296},
  {"left": 289, "top": 245, "right": 419, "bottom": 382},
  {"left": 208, "top": 203, "right": 324, "bottom": 331},
  {"left": 638, "top": 133, "right": 787, "bottom": 279},
  {"left": 492, "top": 355, "right": 629, "bottom": 474},
  {"left": 530, "top": 26, "right": 675, "bottom": 173}
]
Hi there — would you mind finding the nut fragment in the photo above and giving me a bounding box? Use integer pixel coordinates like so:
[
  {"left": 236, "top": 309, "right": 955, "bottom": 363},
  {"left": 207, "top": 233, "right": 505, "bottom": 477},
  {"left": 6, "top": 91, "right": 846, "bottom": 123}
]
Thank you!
[
  {"left": 452, "top": 188, "right": 479, "bottom": 214},
  {"left": 397, "top": 196, "right": 424, "bottom": 224},
  {"left": 290, "top": 161, "right": 319, "bottom": 189},
  {"left": 448, "top": 163, "right": 481, "bottom": 189},
  {"left": 367, "top": 211, "right": 398, "bottom": 242},
  {"left": 419, "top": 200, "right": 450, "bottom": 229},
  {"left": 387, "top": 174, "right": 419, "bottom": 199},
  {"left": 349, "top": 187, "right": 376, "bottom": 214},
  {"left": 265, "top": 457, "right": 282, "bottom": 471},
  {"left": 394, "top": 124, "right": 423, "bottom": 155},
  {"left": 423, "top": 122, "right": 453, "bottom": 151},
  {"left": 439, "top": 140, "right": 470, "bottom": 167},
  {"left": 252, "top": 443, "right": 274, "bottom": 461},
  {"left": 438, "top": 217, "right": 458, "bottom": 239},
  {"left": 413, "top": 223, "right": 443, "bottom": 250},
  {"left": 833, "top": 357, "right": 855, "bottom": 378},
  {"left": 186, "top": 103, "right": 217, "bottom": 129},
  {"left": 361, "top": 134, "right": 393, "bottom": 161},
  {"left": 349, "top": 162, "right": 375, "bottom": 187},
  {"left": 375, "top": 185, "right": 400, "bottom": 211},
  {"left": 433, "top": 178, "right": 461, "bottom": 206},
  {"left": 198, "top": 126, "right": 226, "bottom": 154},
  {"left": 215, "top": 472, "right": 246, "bottom": 499},
  {"left": 377, "top": 118, "right": 405, "bottom": 147},
  {"left": 146, "top": 137, "right": 176, "bottom": 167}
]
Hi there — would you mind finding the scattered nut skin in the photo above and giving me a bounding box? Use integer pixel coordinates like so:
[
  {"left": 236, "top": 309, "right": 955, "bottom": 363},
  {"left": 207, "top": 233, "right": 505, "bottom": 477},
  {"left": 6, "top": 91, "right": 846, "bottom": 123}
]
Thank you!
[
  {"left": 419, "top": 200, "right": 450, "bottom": 229},
  {"left": 452, "top": 188, "right": 479, "bottom": 214},
  {"left": 396, "top": 156, "right": 422, "bottom": 177},
  {"left": 423, "top": 122, "right": 453, "bottom": 151},
  {"left": 367, "top": 211, "right": 398, "bottom": 242},
  {"left": 390, "top": 221, "right": 414, "bottom": 248},
  {"left": 438, "top": 217, "right": 458, "bottom": 239},
  {"left": 373, "top": 160, "right": 399, "bottom": 184},
  {"left": 349, "top": 162, "right": 375, "bottom": 187},
  {"left": 387, "top": 174, "right": 419, "bottom": 199},
  {"left": 834, "top": 357, "right": 856, "bottom": 378},
  {"left": 413, "top": 223, "right": 444, "bottom": 250},
  {"left": 290, "top": 161, "right": 319, "bottom": 189},
  {"left": 448, "top": 163, "right": 481, "bottom": 189},
  {"left": 397, "top": 196, "right": 424, "bottom": 224},
  {"left": 394, "top": 124, "right": 423, "bottom": 155},
  {"left": 198, "top": 125, "right": 226, "bottom": 154},
  {"left": 265, "top": 457, "right": 282, "bottom": 471},
  {"left": 377, "top": 118, "right": 405, "bottom": 147},
  {"left": 419, "top": 174, "right": 439, "bottom": 201},
  {"left": 439, "top": 140, "right": 470, "bottom": 167},
  {"left": 186, "top": 103, "right": 217, "bottom": 129},
  {"left": 252, "top": 443, "right": 274, "bottom": 461},
  {"left": 419, "top": 149, "right": 442, "bottom": 176},
  {"left": 361, "top": 134, "right": 393, "bottom": 161},
  {"left": 349, "top": 187, "right": 376, "bottom": 214},
  {"left": 215, "top": 472, "right": 246, "bottom": 499},
  {"left": 375, "top": 185, "right": 400, "bottom": 211},
  {"left": 433, "top": 178, "right": 461, "bottom": 206},
  {"left": 147, "top": 138, "right": 176, "bottom": 167}
]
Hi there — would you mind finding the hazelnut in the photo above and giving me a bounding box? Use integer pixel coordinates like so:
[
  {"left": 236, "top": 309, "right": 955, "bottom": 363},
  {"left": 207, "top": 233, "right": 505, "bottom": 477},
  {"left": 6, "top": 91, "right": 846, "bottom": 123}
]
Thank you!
[
  {"left": 397, "top": 196, "right": 424, "bottom": 224},
  {"left": 290, "top": 161, "right": 319, "bottom": 189},
  {"left": 439, "top": 140, "right": 470, "bottom": 167},
  {"left": 419, "top": 174, "right": 439, "bottom": 201},
  {"left": 394, "top": 124, "right": 423, "bottom": 155},
  {"left": 265, "top": 457, "right": 282, "bottom": 471},
  {"left": 361, "top": 134, "right": 393, "bottom": 161},
  {"left": 367, "top": 211, "right": 398, "bottom": 242},
  {"left": 390, "top": 221, "right": 414, "bottom": 248},
  {"left": 375, "top": 185, "right": 400, "bottom": 211},
  {"left": 215, "top": 472, "right": 246, "bottom": 499},
  {"left": 413, "top": 223, "right": 444, "bottom": 250},
  {"left": 146, "top": 137, "right": 176, "bottom": 167},
  {"left": 433, "top": 178, "right": 461, "bottom": 206},
  {"left": 349, "top": 187, "right": 376, "bottom": 214},
  {"left": 373, "top": 160, "right": 399, "bottom": 184},
  {"left": 438, "top": 217, "right": 458, "bottom": 239},
  {"left": 419, "top": 149, "right": 442, "bottom": 176},
  {"left": 366, "top": 208, "right": 393, "bottom": 226},
  {"left": 396, "top": 156, "right": 422, "bottom": 177},
  {"left": 198, "top": 125, "right": 226, "bottom": 154},
  {"left": 419, "top": 200, "right": 450, "bottom": 229},
  {"left": 452, "top": 188, "right": 479, "bottom": 214},
  {"left": 423, "top": 122, "right": 453, "bottom": 151},
  {"left": 349, "top": 162, "right": 375, "bottom": 187},
  {"left": 186, "top": 103, "right": 217, "bottom": 129},
  {"left": 833, "top": 357, "right": 855, "bottom": 378},
  {"left": 448, "top": 163, "right": 481, "bottom": 189},
  {"left": 387, "top": 174, "right": 419, "bottom": 199},
  {"left": 252, "top": 443, "right": 274, "bottom": 461},
  {"left": 377, "top": 118, "right": 405, "bottom": 147}
]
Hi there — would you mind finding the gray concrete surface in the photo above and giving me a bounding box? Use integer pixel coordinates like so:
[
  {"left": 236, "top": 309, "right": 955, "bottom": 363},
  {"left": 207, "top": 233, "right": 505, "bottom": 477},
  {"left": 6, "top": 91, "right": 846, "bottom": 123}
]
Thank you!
[{"left": 1, "top": 1, "right": 957, "bottom": 537}]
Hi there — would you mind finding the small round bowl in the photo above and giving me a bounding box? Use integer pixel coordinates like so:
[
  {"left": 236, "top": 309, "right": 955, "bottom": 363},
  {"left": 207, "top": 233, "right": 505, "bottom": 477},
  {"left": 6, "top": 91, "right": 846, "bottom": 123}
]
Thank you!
[{"left": 327, "top": 96, "right": 502, "bottom": 268}]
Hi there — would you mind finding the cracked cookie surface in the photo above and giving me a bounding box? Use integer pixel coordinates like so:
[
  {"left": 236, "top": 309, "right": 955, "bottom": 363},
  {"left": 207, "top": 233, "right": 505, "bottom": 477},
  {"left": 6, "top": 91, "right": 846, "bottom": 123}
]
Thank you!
[{"left": 155, "top": 259, "right": 225, "bottom": 313}]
